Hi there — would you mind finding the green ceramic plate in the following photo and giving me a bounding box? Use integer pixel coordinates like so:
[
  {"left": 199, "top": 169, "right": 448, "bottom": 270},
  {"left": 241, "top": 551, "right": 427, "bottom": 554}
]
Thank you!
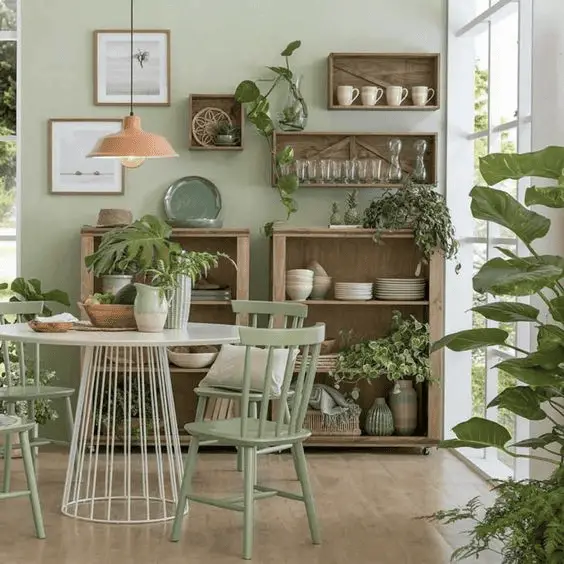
[{"left": 164, "top": 176, "right": 222, "bottom": 222}]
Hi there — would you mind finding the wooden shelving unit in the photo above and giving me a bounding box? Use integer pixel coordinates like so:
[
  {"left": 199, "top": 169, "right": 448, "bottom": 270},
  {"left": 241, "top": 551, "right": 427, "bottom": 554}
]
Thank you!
[
  {"left": 327, "top": 53, "right": 440, "bottom": 111},
  {"left": 80, "top": 227, "right": 250, "bottom": 440},
  {"left": 188, "top": 94, "right": 244, "bottom": 151},
  {"left": 271, "top": 226, "right": 443, "bottom": 450},
  {"left": 272, "top": 131, "right": 437, "bottom": 188}
]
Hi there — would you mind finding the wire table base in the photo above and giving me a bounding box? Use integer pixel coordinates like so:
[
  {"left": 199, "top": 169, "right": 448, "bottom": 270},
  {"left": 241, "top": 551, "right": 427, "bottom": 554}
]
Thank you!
[{"left": 61, "top": 345, "right": 185, "bottom": 524}]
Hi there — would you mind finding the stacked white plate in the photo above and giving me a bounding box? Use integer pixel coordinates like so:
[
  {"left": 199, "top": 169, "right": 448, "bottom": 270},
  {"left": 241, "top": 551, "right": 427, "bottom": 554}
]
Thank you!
[
  {"left": 374, "top": 278, "right": 426, "bottom": 301},
  {"left": 335, "top": 282, "right": 373, "bottom": 301}
]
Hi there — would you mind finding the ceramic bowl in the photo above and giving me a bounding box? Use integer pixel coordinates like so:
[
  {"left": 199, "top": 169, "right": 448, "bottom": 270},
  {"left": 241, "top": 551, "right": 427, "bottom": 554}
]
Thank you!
[
  {"left": 287, "top": 269, "right": 314, "bottom": 277},
  {"left": 167, "top": 346, "right": 219, "bottom": 368},
  {"left": 286, "top": 282, "right": 313, "bottom": 301},
  {"left": 310, "top": 276, "right": 332, "bottom": 300},
  {"left": 309, "top": 261, "right": 329, "bottom": 277}
]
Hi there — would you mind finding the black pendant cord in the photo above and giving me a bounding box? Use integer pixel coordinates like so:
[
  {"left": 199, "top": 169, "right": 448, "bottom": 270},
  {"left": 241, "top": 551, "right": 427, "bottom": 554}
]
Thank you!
[{"left": 129, "top": 0, "right": 134, "bottom": 116}]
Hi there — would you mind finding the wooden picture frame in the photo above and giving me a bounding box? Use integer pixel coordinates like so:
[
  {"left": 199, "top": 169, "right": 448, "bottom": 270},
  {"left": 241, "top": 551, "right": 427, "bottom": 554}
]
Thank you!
[
  {"left": 94, "top": 29, "right": 171, "bottom": 106},
  {"left": 48, "top": 118, "right": 125, "bottom": 195}
]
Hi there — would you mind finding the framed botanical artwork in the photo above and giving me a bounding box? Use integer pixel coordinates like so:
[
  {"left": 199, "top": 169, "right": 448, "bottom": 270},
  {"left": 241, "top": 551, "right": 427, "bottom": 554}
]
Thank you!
[
  {"left": 48, "top": 119, "right": 125, "bottom": 195},
  {"left": 94, "top": 29, "right": 171, "bottom": 106}
]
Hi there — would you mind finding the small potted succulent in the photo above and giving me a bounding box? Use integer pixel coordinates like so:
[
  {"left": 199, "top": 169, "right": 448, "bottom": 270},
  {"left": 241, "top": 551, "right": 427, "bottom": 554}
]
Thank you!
[{"left": 214, "top": 122, "right": 240, "bottom": 146}]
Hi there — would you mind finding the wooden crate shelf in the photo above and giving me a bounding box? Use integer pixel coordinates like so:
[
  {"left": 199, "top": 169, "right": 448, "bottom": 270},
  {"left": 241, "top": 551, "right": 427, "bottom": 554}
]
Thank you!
[
  {"left": 271, "top": 226, "right": 444, "bottom": 448},
  {"left": 188, "top": 94, "right": 244, "bottom": 151},
  {"left": 272, "top": 131, "right": 437, "bottom": 187},
  {"left": 327, "top": 52, "right": 440, "bottom": 111}
]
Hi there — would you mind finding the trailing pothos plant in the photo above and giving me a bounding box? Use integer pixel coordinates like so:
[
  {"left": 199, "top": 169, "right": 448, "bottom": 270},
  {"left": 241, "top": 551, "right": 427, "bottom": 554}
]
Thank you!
[
  {"left": 235, "top": 41, "right": 302, "bottom": 233},
  {"left": 429, "top": 146, "right": 564, "bottom": 563},
  {"left": 363, "top": 179, "right": 460, "bottom": 274}
]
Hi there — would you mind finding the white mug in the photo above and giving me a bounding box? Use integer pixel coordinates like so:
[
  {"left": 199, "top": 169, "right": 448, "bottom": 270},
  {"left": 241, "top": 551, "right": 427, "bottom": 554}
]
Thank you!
[
  {"left": 386, "top": 85, "right": 409, "bottom": 106},
  {"left": 337, "top": 85, "right": 360, "bottom": 106},
  {"left": 412, "top": 86, "right": 435, "bottom": 106},
  {"left": 361, "top": 86, "right": 384, "bottom": 106}
]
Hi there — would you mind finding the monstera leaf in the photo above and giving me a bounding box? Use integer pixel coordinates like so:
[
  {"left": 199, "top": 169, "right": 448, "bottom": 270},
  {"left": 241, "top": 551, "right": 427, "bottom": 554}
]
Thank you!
[
  {"left": 480, "top": 146, "right": 564, "bottom": 185},
  {"left": 525, "top": 185, "right": 564, "bottom": 208},
  {"left": 470, "top": 186, "right": 550, "bottom": 244}
]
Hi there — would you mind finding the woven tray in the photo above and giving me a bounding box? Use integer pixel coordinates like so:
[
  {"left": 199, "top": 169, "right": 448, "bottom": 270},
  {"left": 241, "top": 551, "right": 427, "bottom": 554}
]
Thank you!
[
  {"left": 28, "top": 321, "right": 73, "bottom": 333},
  {"left": 304, "top": 409, "right": 361, "bottom": 436}
]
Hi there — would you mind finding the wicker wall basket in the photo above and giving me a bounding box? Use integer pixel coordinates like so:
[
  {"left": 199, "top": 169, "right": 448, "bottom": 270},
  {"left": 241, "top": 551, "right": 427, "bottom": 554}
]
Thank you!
[
  {"left": 79, "top": 303, "right": 137, "bottom": 329},
  {"left": 304, "top": 409, "right": 362, "bottom": 436}
]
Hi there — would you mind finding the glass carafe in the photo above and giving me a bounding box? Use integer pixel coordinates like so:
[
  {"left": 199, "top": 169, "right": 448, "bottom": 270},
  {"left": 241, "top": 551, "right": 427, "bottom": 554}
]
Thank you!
[{"left": 386, "top": 138, "right": 403, "bottom": 183}]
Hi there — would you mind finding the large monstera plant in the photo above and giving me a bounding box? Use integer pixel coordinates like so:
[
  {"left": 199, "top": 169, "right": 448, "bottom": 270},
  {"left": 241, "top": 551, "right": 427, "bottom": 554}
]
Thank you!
[{"left": 430, "top": 146, "right": 564, "bottom": 563}]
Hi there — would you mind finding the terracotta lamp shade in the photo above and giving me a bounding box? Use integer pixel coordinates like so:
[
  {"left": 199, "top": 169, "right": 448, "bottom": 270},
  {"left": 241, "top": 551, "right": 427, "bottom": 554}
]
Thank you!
[{"left": 87, "top": 115, "right": 178, "bottom": 168}]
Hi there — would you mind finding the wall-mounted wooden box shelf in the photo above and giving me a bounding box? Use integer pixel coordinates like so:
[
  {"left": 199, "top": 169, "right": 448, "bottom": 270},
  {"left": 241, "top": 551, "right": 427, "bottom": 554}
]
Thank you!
[
  {"left": 271, "top": 226, "right": 444, "bottom": 450},
  {"left": 328, "top": 53, "right": 440, "bottom": 111},
  {"left": 272, "top": 131, "right": 437, "bottom": 187},
  {"left": 188, "top": 94, "right": 244, "bottom": 151}
]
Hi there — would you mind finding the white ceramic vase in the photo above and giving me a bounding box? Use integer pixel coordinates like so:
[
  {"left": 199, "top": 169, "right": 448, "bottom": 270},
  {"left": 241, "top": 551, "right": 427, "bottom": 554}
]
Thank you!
[
  {"left": 134, "top": 283, "right": 168, "bottom": 332},
  {"left": 166, "top": 275, "right": 192, "bottom": 330}
]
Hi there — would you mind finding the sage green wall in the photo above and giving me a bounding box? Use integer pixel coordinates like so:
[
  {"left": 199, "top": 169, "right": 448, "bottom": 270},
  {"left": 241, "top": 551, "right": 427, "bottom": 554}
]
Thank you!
[{"left": 21, "top": 0, "right": 445, "bottom": 434}]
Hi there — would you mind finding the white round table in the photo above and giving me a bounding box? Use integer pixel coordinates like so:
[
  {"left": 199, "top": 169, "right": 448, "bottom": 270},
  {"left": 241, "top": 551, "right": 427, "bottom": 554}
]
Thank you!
[{"left": 0, "top": 322, "right": 239, "bottom": 524}]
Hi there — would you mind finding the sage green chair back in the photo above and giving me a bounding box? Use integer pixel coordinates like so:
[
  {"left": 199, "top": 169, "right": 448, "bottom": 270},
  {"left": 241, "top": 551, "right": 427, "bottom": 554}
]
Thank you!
[
  {"left": 0, "top": 301, "right": 44, "bottom": 391},
  {"left": 231, "top": 300, "right": 307, "bottom": 329},
  {"left": 238, "top": 323, "right": 325, "bottom": 439}
]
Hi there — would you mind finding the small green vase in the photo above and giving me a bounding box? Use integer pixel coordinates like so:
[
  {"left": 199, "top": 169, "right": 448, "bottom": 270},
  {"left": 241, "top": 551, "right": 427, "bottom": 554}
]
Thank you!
[{"left": 364, "top": 398, "right": 394, "bottom": 436}]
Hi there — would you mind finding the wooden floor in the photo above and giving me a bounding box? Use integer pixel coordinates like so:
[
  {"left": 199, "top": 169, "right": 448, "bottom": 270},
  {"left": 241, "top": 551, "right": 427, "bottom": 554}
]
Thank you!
[{"left": 0, "top": 449, "right": 499, "bottom": 564}]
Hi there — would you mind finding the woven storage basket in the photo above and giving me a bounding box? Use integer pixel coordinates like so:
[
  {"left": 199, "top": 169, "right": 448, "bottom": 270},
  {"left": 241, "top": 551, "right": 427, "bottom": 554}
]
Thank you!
[
  {"left": 304, "top": 409, "right": 361, "bottom": 436},
  {"left": 81, "top": 303, "right": 137, "bottom": 329},
  {"left": 295, "top": 353, "right": 338, "bottom": 373}
]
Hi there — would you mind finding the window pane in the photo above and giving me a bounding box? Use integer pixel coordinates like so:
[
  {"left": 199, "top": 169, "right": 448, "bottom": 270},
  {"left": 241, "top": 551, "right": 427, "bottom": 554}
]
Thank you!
[
  {"left": 474, "top": 33, "right": 489, "bottom": 133},
  {"left": 0, "top": 141, "right": 16, "bottom": 230},
  {"left": 498, "top": 370, "right": 517, "bottom": 469},
  {"left": 0, "top": 239, "right": 15, "bottom": 297},
  {"left": 473, "top": 139, "right": 488, "bottom": 236},
  {"left": 0, "top": 41, "right": 16, "bottom": 134},
  {"left": 0, "top": 0, "right": 16, "bottom": 31}
]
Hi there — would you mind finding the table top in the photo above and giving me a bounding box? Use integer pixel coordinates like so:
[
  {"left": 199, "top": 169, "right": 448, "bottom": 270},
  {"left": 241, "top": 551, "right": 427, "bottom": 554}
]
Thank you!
[{"left": 0, "top": 322, "right": 240, "bottom": 347}]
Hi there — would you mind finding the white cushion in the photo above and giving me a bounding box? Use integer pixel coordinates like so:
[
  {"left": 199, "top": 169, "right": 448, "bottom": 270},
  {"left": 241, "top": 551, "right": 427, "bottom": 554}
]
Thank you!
[{"left": 199, "top": 344, "right": 297, "bottom": 396}]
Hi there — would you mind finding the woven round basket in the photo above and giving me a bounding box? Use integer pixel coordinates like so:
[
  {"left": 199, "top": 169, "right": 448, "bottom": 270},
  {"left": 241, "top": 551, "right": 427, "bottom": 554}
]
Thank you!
[{"left": 80, "top": 303, "right": 137, "bottom": 329}]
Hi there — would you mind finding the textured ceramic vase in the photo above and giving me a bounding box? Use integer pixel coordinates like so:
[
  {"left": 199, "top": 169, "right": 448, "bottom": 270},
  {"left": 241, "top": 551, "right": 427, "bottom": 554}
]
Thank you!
[
  {"left": 364, "top": 398, "right": 394, "bottom": 436},
  {"left": 134, "top": 283, "right": 168, "bottom": 333},
  {"left": 166, "top": 275, "right": 192, "bottom": 330},
  {"left": 389, "top": 380, "right": 418, "bottom": 436}
]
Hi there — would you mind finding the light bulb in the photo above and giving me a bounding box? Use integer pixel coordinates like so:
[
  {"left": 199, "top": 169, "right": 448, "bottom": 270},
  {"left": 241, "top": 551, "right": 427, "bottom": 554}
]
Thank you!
[{"left": 121, "top": 156, "right": 146, "bottom": 169}]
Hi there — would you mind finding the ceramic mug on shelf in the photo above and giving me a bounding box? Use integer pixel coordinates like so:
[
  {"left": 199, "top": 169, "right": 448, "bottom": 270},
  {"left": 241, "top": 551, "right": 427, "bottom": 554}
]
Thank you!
[
  {"left": 412, "top": 86, "right": 435, "bottom": 106},
  {"left": 386, "top": 85, "right": 409, "bottom": 106},
  {"left": 361, "top": 86, "right": 384, "bottom": 106},
  {"left": 337, "top": 85, "right": 360, "bottom": 106}
]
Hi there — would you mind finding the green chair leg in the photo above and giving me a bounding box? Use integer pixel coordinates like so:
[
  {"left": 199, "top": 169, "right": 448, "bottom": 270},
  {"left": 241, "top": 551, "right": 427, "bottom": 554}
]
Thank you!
[
  {"left": 237, "top": 402, "right": 258, "bottom": 474},
  {"left": 3, "top": 432, "right": 12, "bottom": 493},
  {"left": 171, "top": 437, "right": 200, "bottom": 542},
  {"left": 242, "top": 446, "right": 256, "bottom": 560},
  {"left": 19, "top": 430, "right": 45, "bottom": 539},
  {"left": 292, "top": 442, "right": 320, "bottom": 545}
]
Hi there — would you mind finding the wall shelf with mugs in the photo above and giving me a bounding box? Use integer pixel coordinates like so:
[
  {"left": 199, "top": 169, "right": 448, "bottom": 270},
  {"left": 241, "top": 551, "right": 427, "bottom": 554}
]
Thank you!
[
  {"left": 327, "top": 52, "right": 440, "bottom": 111},
  {"left": 272, "top": 131, "right": 437, "bottom": 188}
]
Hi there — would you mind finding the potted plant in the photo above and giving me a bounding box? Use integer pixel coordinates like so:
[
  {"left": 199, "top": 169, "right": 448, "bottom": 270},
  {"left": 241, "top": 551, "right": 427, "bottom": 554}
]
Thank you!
[
  {"left": 148, "top": 250, "right": 236, "bottom": 330},
  {"left": 84, "top": 214, "right": 180, "bottom": 292},
  {"left": 363, "top": 179, "right": 460, "bottom": 275},
  {"left": 331, "top": 311, "right": 431, "bottom": 436},
  {"left": 214, "top": 122, "right": 240, "bottom": 146},
  {"left": 428, "top": 146, "right": 564, "bottom": 562},
  {"left": 235, "top": 41, "right": 303, "bottom": 231}
]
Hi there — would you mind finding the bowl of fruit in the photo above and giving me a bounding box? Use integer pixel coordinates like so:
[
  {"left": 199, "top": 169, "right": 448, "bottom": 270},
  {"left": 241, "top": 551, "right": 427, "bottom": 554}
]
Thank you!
[{"left": 79, "top": 284, "right": 138, "bottom": 329}]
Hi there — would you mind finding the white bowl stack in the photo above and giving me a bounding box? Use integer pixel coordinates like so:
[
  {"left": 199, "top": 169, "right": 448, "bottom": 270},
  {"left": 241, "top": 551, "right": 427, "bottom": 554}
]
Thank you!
[
  {"left": 309, "top": 261, "right": 332, "bottom": 300},
  {"left": 374, "top": 278, "right": 426, "bottom": 301},
  {"left": 334, "top": 282, "right": 373, "bottom": 301},
  {"left": 286, "top": 269, "right": 314, "bottom": 301}
]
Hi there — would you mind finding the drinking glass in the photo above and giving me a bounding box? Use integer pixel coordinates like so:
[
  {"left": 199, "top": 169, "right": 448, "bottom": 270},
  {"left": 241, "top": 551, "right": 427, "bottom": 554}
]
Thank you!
[
  {"left": 344, "top": 160, "right": 358, "bottom": 184},
  {"left": 368, "top": 159, "right": 383, "bottom": 183},
  {"left": 295, "top": 159, "right": 307, "bottom": 183},
  {"left": 331, "top": 160, "right": 343, "bottom": 183},
  {"left": 320, "top": 159, "right": 332, "bottom": 184},
  {"left": 357, "top": 159, "right": 369, "bottom": 184},
  {"left": 279, "top": 162, "right": 295, "bottom": 177},
  {"left": 306, "top": 159, "right": 318, "bottom": 183}
]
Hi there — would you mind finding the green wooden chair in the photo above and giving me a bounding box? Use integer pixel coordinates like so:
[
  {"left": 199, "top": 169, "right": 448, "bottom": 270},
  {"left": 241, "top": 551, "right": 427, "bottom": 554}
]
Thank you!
[
  {"left": 194, "top": 300, "right": 308, "bottom": 470},
  {"left": 0, "top": 301, "right": 75, "bottom": 492},
  {"left": 0, "top": 416, "right": 46, "bottom": 538},
  {"left": 171, "top": 323, "right": 325, "bottom": 560}
]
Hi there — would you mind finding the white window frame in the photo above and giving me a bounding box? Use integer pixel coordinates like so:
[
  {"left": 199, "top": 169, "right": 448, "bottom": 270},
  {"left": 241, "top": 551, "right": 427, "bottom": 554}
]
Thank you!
[
  {"left": 446, "top": 0, "right": 533, "bottom": 480},
  {"left": 0, "top": 0, "right": 20, "bottom": 272}
]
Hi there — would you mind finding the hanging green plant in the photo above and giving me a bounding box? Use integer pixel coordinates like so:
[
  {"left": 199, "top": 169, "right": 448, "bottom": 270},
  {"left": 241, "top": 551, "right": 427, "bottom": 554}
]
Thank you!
[
  {"left": 235, "top": 40, "right": 303, "bottom": 233},
  {"left": 363, "top": 179, "right": 460, "bottom": 274}
]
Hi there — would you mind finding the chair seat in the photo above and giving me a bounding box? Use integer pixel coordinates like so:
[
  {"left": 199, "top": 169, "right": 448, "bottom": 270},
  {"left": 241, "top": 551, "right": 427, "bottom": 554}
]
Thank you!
[
  {"left": 194, "top": 386, "right": 294, "bottom": 401},
  {"left": 0, "top": 385, "right": 74, "bottom": 401},
  {"left": 185, "top": 417, "right": 310, "bottom": 447}
]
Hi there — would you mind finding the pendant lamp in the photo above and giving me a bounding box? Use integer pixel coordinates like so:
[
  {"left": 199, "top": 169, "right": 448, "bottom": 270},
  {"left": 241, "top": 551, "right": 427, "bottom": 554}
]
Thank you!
[{"left": 87, "top": 0, "right": 177, "bottom": 168}]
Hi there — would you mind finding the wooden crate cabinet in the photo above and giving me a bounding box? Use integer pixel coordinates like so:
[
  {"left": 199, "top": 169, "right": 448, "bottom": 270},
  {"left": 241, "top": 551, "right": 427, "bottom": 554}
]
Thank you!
[
  {"left": 271, "top": 227, "right": 443, "bottom": 449},
  {"left": 80, "top": 227, "right": 250, "bottom": 444}
]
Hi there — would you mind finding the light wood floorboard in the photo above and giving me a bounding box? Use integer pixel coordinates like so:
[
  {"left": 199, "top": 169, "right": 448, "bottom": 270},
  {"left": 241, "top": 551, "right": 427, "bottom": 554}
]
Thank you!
[{"left": 0, "top": 449, "right": 500, "bottom": 564}]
